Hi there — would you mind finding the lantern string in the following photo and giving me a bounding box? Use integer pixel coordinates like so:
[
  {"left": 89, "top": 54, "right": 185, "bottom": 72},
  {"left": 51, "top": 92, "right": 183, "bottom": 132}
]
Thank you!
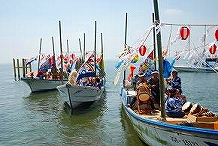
[{"left": 162, "top": 23, "right": 218, "bottom": 27}]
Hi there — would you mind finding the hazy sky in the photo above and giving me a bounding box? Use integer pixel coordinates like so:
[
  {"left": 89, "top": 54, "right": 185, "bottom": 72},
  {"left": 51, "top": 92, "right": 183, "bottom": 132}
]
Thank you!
[{"left": 1, "top": 0, "right": 218, "bottom": 64}]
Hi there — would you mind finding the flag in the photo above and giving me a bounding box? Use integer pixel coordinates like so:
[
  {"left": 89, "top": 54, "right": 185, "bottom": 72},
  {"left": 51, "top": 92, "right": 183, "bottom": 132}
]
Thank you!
[
  {"left": 76, "top": 53, "right": 96, "bottom": 82},
  {"left": 39, "top": 56, "right": 52, "bottom": 71},
  {"left": 25, "top": 56, "right": 37, "bottom": 65},
  {"left": 147, "top": 50, "right": 154, "bottom": 60}
]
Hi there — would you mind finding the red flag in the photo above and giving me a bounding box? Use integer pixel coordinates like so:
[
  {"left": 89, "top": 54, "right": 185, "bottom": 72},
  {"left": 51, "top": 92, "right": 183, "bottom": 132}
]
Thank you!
[{"left": 147, "top": 50, "right": 154, "bottom": 60}]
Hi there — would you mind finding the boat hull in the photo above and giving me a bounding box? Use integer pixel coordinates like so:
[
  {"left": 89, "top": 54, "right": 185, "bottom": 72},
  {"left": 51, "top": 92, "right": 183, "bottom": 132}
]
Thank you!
[
  {"left": 57, "top": 82, "right": 105, "bottom": 109},
  {"left": 120, "top": 86, "right": 218, "bottom": 146},
  {"left": 21, "top": 77, "right": 67, "bottom": 92},
  {"left": 174, "top": 66, "right": 218, "bottom": 73}
]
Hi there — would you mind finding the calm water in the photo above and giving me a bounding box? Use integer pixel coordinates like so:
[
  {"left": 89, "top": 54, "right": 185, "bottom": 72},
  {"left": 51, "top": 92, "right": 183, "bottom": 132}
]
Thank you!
[{"left": 0, "top": 61, "right": 218, "bottom": 146}]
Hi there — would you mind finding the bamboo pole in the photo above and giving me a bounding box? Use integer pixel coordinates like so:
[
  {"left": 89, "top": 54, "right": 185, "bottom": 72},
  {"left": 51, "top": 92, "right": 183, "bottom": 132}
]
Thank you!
[
  {"left": 83, "top": 33, "right": 86, "bottom": 62},
  {"left": 153, "top": 0, "right": 166, "bottom": 120},
  {"left": 100, "top": 33, "right": 105, "bottom": 78},
  {"left": 67, "top": 39, "right": 69, "bottom": 54},
  {"left": 37, "top": 38, "right": 42, "bottom": 72},
  {"left": 152, "top": 13, "right": 157, "bottom": 70},
  {"left": 94, "top": 21, "right": 97, "bottom": 76},
  {"left": 59, "top": 21, "right": 64, "bottom": 83},
  {"left": 52, "top": 37, "right": 56, "bottom": 66},
  {"left": 79, "top": 38, "right": 82, "bottom": 59},
  {"left": 123, "top": 13, "right": 128, "bottom": 87}
]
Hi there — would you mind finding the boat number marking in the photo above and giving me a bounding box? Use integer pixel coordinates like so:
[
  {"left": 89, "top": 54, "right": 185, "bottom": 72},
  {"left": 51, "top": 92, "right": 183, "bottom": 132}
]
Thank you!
[{"left": 170, "top": 136, "right": 199, "bottom": 146}]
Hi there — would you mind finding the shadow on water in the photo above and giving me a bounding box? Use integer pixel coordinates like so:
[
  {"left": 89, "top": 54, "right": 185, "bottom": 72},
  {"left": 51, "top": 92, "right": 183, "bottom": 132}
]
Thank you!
[{"left": 120, "top": 106, "right": 148, "bottom": 146}]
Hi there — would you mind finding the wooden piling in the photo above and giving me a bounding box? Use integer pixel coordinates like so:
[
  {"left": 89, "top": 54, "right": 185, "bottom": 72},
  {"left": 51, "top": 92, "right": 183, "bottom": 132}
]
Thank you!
[{"left": 13, "top": 58, "right": 17, "bottom": 81}]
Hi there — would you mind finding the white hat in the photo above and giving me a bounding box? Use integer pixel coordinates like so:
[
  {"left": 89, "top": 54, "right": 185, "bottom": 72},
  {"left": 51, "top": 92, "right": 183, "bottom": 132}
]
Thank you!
[{"left": 152, "top": 70, "right": 159, "bottom": 74}]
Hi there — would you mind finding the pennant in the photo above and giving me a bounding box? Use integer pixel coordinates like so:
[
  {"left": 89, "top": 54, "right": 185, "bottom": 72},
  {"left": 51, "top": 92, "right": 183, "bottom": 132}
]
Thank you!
[{"left": 25, "top": 56, "right": 37, "bottom": 65}]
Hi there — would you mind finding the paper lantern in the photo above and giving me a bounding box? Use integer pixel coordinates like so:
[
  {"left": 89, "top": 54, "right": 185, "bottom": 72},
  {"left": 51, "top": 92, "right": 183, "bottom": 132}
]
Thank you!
[
  {"left": 139, "top": 45, "right": 147, "bottom": 56},
  {"left": 215, "top": 29, "right": 218, "bottom": 41},
  {"left": 180, "top": 26, "right": 190, "bottom": 40},
  {"left": 209, "top": 43, "right": 217, "bottom": 54}
]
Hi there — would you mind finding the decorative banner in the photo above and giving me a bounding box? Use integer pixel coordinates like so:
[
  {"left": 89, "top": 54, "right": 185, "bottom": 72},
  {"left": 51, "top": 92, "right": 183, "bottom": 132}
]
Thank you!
[
  {"left": 215, "top": 29, "right": 218, "bottom": 41},
  {"left": 209, "top": 43, "right": 217, "bottom": 54},
  {"left": 139, "top": 45, "right": 147, "bottom": 56},
  {"left": 131, "top": 54, "right": 139, "bottom": 63},
  {"left": 180, "top": 26, "right": 190, "bottom": 40}
]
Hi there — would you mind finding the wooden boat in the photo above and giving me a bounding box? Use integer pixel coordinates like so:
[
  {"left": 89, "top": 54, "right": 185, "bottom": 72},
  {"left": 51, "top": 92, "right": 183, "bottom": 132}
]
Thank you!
[
  {"left": 57, "top": 79, "right": 105, "bottom": 109},
  {"left": 21, "top": 22, "right": 79, "bottom": 93},
  {"left": 21, "top": 77, "right": 67, "bottom": 92},
  {"left": 57, "top": 21, "right": 106, "bottom": 110},
  {"left": 116, "top": 1, "right": 218, "bottom": 145}
]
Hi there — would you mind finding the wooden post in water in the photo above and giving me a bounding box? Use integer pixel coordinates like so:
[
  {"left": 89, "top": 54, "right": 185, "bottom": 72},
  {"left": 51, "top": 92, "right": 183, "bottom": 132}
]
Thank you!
[
  {"left": 16, "top": 59, "right": 20, "bottom": 80},
  {"left": 22, "top": 59, "right": 26, "bottom": 78},
  {"left": 153, "top": 0, "right": 166, "bottom": 120},
  {"left": 13, "top": 58, "right": 17, "bottom": 81}
]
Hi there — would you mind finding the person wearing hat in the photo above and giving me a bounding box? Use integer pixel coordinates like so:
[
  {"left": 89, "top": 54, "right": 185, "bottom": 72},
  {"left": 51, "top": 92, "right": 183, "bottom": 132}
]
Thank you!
[
  {"left": 136, "top": 73, "right": 146, "bottom": 86},
  {"left": 168, "top": 70, "right": 182, "bottom": 94},
  {"left": 147, "top": 70, "right": 160, "bottom": 108},
  {"left": 165, "top": 88, "right": 185, "bottom": 118}
]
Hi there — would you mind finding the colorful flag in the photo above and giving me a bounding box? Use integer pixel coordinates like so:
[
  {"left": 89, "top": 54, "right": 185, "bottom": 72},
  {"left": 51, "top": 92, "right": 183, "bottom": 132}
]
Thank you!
[
  {"left": 39, "top": 56, "right": 52, "bottom": 71},
  {"left": 25, "top": 56, "right": 37, "bottom": 65}
]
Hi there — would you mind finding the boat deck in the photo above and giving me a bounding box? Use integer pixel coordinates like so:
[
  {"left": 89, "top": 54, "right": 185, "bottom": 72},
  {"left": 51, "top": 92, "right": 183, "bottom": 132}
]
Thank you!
[{"left": 137, "top": 110, "right": 188, "bottom": 124}]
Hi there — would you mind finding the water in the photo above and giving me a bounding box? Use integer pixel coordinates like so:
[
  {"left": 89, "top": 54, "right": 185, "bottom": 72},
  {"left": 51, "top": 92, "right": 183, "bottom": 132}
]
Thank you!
[{"left": 0, "top": 61, "right": 218, "bottom": 146}]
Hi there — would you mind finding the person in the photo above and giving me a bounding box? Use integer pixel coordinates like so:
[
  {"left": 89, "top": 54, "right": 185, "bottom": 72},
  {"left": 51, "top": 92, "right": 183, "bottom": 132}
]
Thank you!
[
  {"left": 51, "top": 64, "right": 58, "bottom": 80},
  {"left": 136, "top": 73, "right": 147, "bottom": 86},
  {"left": 147, "top": 70, "right": 160, "bottom": 106},
  {"left": 36, "top": 70, "right": 45, "bottom": 79},
  {"left": 165, "top": 88, "right": 185, "bottom": 118},
  {"left": 95, "top": 77, "right": 102, "bottom": 89},
  {"left": 168, "top": 70, "right": 182, "bottom": 94}
]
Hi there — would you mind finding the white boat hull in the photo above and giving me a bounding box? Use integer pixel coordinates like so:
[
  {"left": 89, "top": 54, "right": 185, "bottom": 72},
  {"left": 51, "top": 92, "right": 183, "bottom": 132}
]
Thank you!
[
  {"left": 120, "top": 86, "right": 218, "bottom": 146},
  {"left": 174, "top": 66, "right": 218, "bottom": 73},
  {"left": 21, "top": 77, "right": 67, "bottom": 92},
  {"left": 57, "top": 82, "right": 105, "bottom": 109}
]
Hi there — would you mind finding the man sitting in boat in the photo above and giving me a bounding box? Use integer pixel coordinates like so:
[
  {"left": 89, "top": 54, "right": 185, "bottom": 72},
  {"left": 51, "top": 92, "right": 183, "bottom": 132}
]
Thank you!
[
  {"left": 167, "top": 70, "right": 182, "bottom": 94},
  {"left": 147, "top": 70, "right": 160, "bottom": 109},
  {"left": 36, "top": 70, "right": 45, "bottom": 79},
  {"left": 165, "top": 88, "right": 185, "bottom": 118},
  {"left": 51, "top": 64, "right": 58, "bottom": 80}
]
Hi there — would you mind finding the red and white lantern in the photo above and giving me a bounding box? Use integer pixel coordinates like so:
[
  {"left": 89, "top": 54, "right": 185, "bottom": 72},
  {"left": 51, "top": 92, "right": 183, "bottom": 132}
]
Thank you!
[
  {"left": 139, "top": 45, "right": 147, "bottom": 56},
  {"left": 209, "top": 43, "right": 217, "bottom": 54},
  {"left": 215, "top": 29, "right": 218, "bottom": 41},
  {"left": 179, "top": 26, "right": 190, "bottom": 40}
]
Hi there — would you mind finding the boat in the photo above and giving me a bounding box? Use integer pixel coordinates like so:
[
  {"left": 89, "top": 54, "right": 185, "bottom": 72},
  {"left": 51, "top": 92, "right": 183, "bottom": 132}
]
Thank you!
[
  {"left": 21, "top": 77, "right": 67, "bottom": 92},
  {"left": 116, "top": 1, "right": 218, "bottom": 145},
  {"left": 57, "top": 21, "right": 106, "bottom": 110},
  {"left": 174, "top": 58, "right": 218, "bottom": 73},
  {"left": 21, "top": 22, "right": 81, "bottom": 93}
]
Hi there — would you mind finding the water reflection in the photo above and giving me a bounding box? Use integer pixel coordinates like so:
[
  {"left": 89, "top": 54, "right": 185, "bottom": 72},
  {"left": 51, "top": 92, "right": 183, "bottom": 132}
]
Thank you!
[
  {"left": 57, "top": 92, "right": 109, "bottom": 146},
  {"left": 120, "top": 106, "right": 148, "bottom": 146}
]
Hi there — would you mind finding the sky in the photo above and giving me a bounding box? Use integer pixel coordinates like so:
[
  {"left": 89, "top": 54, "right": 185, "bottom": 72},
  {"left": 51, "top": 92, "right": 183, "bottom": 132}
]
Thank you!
[{"left": 1, "top": 0, "right": 218, "bottom": 64}]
